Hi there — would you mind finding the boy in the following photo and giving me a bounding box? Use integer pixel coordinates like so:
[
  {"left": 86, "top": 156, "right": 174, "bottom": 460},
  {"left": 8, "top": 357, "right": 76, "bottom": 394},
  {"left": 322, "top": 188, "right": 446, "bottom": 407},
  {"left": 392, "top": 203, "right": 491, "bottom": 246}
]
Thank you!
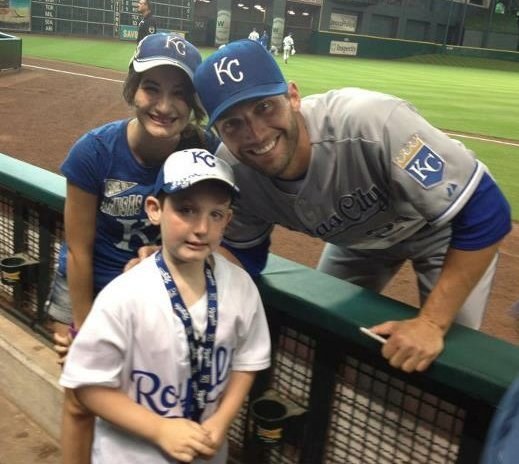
[{"left": 60, "top": 148, "right": 271, "bottom": 463}]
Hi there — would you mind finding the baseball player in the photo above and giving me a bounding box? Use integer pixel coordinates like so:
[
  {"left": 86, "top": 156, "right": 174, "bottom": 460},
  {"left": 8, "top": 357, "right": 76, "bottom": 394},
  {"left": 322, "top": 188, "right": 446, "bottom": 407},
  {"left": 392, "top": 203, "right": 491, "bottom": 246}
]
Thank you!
[
  {"left": 60, "top": 149, "right": 271, "bottom": 464},
  {"left": 136, "top": 0, "right": 157, "bottom": 43},
  {"left": 46, "top": 33, "right": 225, "bottom": 464},
  {"left": 282, "top": 32, "right": 294, "bottom": 63},
  {"left": 193, "top": 39, "right": 512, "bottom": 373},
  {"left": 248, "top": 27, "right": 259, "bottom": 41}
]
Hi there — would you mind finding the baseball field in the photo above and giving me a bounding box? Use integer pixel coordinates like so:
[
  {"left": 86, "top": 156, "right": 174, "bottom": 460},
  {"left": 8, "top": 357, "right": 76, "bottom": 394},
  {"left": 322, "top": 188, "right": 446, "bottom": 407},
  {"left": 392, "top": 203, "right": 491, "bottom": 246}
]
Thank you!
[{"left": 1, "top": 33, "right": 518, "bottom": 345}]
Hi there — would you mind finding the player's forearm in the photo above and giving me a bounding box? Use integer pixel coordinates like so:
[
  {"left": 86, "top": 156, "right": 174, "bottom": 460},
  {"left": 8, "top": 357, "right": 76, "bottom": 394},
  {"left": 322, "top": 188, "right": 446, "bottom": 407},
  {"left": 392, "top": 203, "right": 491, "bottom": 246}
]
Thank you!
[
  {"left": 418, "top": 243, "right": 500, "bottom": 332},
  {"left": 76, "top": 386, "right": 163, "bottom": 443},
  {"left": 210, "top": 371, "right": 256, "bottom": 431}
]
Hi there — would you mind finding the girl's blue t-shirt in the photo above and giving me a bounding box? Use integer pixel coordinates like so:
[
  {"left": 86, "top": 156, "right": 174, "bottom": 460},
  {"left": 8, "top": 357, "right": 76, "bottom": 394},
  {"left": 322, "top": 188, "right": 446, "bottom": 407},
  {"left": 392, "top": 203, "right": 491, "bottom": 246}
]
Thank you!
[{"left": 58, "top": 119, "right": 219, "bottom": 292}]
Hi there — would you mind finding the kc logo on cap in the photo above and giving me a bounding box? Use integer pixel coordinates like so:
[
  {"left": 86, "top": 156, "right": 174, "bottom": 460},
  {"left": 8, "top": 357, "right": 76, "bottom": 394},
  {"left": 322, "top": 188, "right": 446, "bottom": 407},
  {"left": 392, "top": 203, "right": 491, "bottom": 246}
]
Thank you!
[
  {"left": 131, "top": 32, "right": 201, "bottom": 79},
  {"left": 213, "top": 57, "right": 244, "bottom": 85},
  {"left": 194, "top": 39, "right": 288, "bottom": 127},
  {"left": 165, "top": 35, "right": 187, "bottom": 56},
  {"left": 152, "top": 148, "right": 239, "bottom": 197}
]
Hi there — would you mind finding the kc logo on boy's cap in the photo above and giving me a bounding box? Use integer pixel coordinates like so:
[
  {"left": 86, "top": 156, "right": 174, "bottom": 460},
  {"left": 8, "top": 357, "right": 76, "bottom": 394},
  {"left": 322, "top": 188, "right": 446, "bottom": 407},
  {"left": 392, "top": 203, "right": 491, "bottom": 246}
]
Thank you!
[
  {"left": 152, "top": 149, "right": 239, "bottom": 197},
  {"left": 130, "top": 32, "right": 202, "bottom": 80},
  {"left": 194, "top": 39, "right": 288, "bottom": 127}
]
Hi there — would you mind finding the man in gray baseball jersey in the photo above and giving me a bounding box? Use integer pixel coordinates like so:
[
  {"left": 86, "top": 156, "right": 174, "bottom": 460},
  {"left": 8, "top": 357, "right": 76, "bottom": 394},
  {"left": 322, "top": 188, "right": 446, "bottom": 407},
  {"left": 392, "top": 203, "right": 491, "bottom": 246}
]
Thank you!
[{"left": 193, "top": 39, "right": 512, "bottom": 373}]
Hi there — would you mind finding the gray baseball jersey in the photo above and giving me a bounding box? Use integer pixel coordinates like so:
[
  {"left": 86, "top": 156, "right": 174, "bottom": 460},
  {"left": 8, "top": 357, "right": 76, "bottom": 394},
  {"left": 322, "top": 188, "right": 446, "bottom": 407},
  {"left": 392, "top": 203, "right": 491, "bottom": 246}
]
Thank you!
[
  {"left": 60, "top": 253, "right": 271, "bottom": 464},
  {"left": 221, "top": 88, "right": 486, "bottom": 251}
]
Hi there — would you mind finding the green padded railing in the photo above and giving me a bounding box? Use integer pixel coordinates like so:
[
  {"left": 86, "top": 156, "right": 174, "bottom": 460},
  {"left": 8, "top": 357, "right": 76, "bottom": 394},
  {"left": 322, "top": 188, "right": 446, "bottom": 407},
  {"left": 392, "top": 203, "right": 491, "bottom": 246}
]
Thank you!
[
  {"left": 0, "top": 152, "right": 65, "bottom": 212},
  {"left": 258, "top": 255, "right": 519, "bottom": 406}
]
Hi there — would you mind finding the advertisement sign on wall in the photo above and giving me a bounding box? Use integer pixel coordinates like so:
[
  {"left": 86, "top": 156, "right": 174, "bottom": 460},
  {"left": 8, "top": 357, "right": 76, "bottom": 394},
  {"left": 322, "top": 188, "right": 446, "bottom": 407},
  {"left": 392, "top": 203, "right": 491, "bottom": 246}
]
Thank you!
[
  {"left": 330, "top": 12, "right": 358, "bottom": 33},
  {"left": 0, "top": 0, "right": 30, "bottom": 31},
  {"left": 330, "top": 40, "right": 358, "bottom": 56},
  {"left": 215, "top": 9, "right": 231, "bottom": 45}
]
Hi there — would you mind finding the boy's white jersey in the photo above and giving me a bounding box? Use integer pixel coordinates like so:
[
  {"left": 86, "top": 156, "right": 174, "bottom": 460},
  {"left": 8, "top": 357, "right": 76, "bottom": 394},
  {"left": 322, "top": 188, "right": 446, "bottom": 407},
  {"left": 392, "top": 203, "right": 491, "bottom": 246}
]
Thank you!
[{"left": 61, "top": 253, "right": 271, "bottom": 464}]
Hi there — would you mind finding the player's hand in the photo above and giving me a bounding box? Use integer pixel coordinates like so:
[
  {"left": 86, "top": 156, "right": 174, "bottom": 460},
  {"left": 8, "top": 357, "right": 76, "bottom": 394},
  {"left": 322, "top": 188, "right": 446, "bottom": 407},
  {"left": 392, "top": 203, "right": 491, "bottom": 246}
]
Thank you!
[
  {"left": 123, "top": 245, "right": 160, "bottom": 272},
  {"left": 368, "top": 317, "right": 444, "bottom": 373},
  {"left": 53, "top": 331, "right": 73, "bottom": 366},
  {"left": 155, "top": 417, "right": 217, "bottom": 462}
]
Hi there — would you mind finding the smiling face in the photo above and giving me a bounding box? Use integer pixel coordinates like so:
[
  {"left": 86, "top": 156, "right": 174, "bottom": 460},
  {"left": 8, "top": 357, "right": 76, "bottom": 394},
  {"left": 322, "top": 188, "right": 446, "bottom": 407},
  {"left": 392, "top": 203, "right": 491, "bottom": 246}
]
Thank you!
[
  {"left": 146, "top": 181, "right": 233, "bottom": 266},
  {"left": 214, "top": 83, "right": 310, "bottom": 180},
  {"left": 132, "top": 65, "right": 193, "bottom": 141}
]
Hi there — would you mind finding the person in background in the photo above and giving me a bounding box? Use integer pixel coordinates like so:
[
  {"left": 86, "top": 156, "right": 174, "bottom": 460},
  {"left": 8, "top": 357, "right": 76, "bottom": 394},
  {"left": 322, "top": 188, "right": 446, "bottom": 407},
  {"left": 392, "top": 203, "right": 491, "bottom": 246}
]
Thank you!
[
  {"left": 136, "top": 0, "right": 157, "bottom": 43},
  {"left": 282, "top": 32, "right": 294, "bottom": 63},
  {"left": 193, "top": 39, "right": 512, "bottom": 374},
  {"left": 248, "top": 27, "right": 259, "bottom": 41},
  {"left": 259, "top": 30, "right": 269, "bottom": 50},
  {"left": 46, "top": 33, "right": 224, "bottom": 464},
  {"left": 479, "top": 300, "right": 519, "bottom": 464},
  {"left": 60, "top": 149, "right": 271, "bottom": 463}
]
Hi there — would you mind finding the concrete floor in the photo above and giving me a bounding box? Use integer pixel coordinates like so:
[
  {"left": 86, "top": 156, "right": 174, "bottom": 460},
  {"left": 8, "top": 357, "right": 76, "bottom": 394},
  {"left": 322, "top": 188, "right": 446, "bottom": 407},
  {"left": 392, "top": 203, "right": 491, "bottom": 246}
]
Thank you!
[
  {"left": 0, "top": 392, "right": 61, "bottom": 464},
  {"left": 0, "top": 312, "right": 62, "bottom": 464}
]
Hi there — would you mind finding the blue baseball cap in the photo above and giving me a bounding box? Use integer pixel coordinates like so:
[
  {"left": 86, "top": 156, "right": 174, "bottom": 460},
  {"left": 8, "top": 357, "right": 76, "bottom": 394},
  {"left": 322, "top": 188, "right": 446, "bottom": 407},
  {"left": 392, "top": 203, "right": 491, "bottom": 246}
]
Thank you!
[
  {"left": 194, "top": 39, "right": 288, "bottom": 127},
  {"left": 152, "top": 148, "right": 239, "bottom": 197},
  {"left": 131, "top": 33, "right": 202, "bottom": 80}
]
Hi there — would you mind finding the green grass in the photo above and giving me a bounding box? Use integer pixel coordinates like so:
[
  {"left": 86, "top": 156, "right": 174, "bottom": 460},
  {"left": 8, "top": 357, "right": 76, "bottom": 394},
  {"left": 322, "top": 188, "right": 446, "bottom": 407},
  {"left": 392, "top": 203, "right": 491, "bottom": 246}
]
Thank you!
[
  {"left": 463, "top": 139, "right": 519, "bottom": 216},
  {"left": 17, "top": 33, "right": 519, "bottom": 219}
]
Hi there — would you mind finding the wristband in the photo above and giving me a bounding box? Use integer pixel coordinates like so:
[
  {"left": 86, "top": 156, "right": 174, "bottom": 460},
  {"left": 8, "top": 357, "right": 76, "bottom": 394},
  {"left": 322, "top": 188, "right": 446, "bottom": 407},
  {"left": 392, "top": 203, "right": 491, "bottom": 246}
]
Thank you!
[{"left": 68, "top": 323, "right": 78, "bottom": 339}]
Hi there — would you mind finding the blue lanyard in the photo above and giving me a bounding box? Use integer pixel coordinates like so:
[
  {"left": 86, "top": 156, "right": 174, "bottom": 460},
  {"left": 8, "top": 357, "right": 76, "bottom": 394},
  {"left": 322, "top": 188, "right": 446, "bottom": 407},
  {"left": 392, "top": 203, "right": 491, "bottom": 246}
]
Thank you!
[{"left": 155, "top": 251, "right": 218, "bottom": 422}]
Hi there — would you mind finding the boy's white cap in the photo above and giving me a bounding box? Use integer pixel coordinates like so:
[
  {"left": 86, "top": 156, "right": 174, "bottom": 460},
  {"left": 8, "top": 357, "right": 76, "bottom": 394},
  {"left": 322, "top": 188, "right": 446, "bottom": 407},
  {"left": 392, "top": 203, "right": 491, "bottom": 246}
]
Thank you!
[{"left": 152, "top": 149, "right": 239, "bottom": 197}]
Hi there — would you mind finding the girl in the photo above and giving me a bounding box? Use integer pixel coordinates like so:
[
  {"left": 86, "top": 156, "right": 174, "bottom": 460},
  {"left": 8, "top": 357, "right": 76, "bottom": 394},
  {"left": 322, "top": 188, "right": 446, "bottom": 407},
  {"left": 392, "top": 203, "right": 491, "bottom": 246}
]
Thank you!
[{"left": 46, "top": 32, "right": 222, "bottom": 464}]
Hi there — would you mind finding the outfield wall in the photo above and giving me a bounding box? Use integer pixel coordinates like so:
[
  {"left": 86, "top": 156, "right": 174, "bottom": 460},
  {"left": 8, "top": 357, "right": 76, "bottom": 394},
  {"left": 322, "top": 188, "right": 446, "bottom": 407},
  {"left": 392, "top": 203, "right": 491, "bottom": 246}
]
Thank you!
[
  {"left": 309, "top": 30, "right": 519, "bottom": 62},
  {"left": 1, "top": 152, "right": 519, "bottom": 463}
]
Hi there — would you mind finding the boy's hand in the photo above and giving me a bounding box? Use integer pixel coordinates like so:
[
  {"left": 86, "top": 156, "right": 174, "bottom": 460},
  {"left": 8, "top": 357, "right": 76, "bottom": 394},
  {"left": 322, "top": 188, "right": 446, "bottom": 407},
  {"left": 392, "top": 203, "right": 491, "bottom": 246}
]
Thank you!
[
  {"left": 156, "top": 417, "right": 217, "bottom": 462},
  {"left": 200, "top": 415, "right": 227, "bottom": 453},
  {"left": 53, "top": 331, "right": 73, "bottom": 366}
]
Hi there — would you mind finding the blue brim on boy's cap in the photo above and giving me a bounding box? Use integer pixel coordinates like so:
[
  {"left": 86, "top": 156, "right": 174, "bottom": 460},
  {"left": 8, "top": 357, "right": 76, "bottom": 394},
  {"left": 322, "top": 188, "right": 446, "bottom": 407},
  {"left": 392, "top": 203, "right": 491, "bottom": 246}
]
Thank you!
[
  {"left": 194, "top": 39, "right": 288, "bottom": 127},
  {"left": 152, "top": 148, "right": 239, "bottom": 197},
  {"left": 130, "top": 33, "right": 202, "bottom": 80}
]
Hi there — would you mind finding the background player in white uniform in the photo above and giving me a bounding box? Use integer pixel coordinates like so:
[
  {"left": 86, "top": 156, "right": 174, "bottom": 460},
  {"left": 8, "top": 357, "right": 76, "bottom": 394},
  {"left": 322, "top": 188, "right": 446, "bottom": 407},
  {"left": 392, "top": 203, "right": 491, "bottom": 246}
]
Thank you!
[
  {"left": 282, "top": 32, "right": 294, "bottom": 63},
  {"left": 61, "top": 149, "right": 271, "bottom": 464},
  {"left": 248, "top": 27, "right": 259, "bottom": 41},
  {"left": 193, "top": 39, "right": 512, "bottom": 374}
]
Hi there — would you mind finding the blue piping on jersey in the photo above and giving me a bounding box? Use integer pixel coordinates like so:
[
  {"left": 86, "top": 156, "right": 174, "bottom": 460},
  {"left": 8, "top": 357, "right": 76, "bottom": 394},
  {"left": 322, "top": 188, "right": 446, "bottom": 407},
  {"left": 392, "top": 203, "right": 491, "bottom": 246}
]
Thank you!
[{"left": 430, "top": 161, "right": 484, "bottom": 225}]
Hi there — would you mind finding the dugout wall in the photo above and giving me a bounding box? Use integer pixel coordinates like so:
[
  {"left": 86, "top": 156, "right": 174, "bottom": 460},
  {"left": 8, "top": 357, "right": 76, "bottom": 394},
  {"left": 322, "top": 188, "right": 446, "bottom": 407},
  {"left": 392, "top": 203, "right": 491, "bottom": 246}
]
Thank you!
[
  {"left": 1, "top": 151, "right": 519, "bottom": 463},
  {"left": 0, "top": 32, "right": 21, "bottom": 71}
]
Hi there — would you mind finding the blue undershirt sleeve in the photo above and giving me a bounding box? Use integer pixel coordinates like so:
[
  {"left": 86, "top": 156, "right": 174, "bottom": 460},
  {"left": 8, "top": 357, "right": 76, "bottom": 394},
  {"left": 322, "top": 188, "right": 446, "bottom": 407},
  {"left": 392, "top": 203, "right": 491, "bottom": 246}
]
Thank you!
[
  {"left": 220, "top": 237, "right": 271, "bottom": 277},
  {"left": 450, "top": 172, "right": 511, "bottom": 250}
]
